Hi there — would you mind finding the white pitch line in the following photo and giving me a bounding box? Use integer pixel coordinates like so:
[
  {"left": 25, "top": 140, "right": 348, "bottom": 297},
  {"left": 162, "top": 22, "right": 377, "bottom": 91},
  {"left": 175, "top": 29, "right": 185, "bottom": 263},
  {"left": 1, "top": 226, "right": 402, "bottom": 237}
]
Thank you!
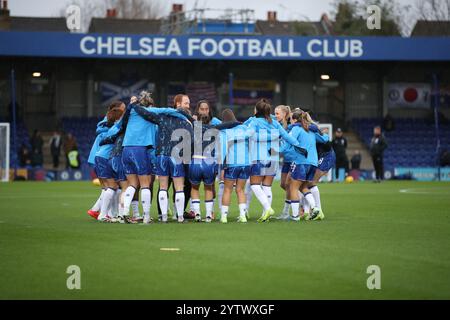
[{"left": 160, "top": 248, "right": 180, "bottom": 251}]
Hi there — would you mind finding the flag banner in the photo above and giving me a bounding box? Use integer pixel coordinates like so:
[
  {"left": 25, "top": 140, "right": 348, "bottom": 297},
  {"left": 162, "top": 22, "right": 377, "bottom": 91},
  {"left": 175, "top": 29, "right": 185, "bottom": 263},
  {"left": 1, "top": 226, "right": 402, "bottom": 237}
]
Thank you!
[
  {"left": 167, "top": 82, "right": 217, "bottom": 108},
  {"left": 100, "top": 80, "right": 154, "bottom": 107},
  {"left": 387, "top": 83, "right": 431, "bottom": 109},
  {"left": 233, "top": 80, "right": 275, "bottom": 105}
]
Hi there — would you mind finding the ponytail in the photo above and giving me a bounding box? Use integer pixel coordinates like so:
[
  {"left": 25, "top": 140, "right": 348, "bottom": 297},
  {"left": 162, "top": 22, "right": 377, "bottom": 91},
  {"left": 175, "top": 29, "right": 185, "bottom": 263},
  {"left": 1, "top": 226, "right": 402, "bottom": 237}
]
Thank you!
[{"left": 255, "top": 98, "right": 272, "bottom": 123}]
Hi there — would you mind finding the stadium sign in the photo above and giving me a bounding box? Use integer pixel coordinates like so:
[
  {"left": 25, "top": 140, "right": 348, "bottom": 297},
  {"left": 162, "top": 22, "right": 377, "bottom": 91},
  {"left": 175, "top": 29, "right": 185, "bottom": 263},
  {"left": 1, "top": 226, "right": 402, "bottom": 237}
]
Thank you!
[{"left": 1, "top": 31, "right": 450, "bottom": 61}]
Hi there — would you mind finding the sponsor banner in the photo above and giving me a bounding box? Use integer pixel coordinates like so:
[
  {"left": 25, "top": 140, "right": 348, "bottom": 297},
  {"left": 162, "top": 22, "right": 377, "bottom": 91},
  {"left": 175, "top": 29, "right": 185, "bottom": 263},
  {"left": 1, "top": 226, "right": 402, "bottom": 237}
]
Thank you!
[
  {"left": 1, "top": 32, "right": 450, "bottom": 61},
  {"left": 394, "top": 167, "right": 450, "bottom": 181},
  {"left": 387, "top": 83, "right": 431, "bottom": 109},
  {"left": 233, "top": 80, "right": 275, "bottom": 105}
]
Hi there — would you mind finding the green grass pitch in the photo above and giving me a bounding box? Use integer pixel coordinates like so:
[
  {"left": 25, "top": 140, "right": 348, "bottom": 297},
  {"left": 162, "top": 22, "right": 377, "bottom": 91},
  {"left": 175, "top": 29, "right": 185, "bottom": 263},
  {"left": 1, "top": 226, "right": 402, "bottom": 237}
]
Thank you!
[{"left": 0, "top": 180, "right": 450, "bottom": 299}]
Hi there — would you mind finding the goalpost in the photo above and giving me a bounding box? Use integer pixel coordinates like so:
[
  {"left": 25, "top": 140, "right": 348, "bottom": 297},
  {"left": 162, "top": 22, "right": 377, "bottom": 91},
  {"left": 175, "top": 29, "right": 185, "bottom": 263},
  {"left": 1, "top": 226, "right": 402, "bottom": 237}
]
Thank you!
[
  {"left": 0, "top": 123, "right": 10, "bottom": 182},
  {"left": 318, "top": 123, "right": 333, "bottom": 182}
]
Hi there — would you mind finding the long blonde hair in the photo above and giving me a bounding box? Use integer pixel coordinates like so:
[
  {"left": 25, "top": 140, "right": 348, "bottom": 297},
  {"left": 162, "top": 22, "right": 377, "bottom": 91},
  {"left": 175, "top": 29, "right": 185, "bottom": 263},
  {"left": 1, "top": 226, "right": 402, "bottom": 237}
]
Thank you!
[
  {"left": 291, "top": 109, "right": 318, "bottom": 130},
  {"left": 274, "top": 105, "right": 291, "bottom": 129}
]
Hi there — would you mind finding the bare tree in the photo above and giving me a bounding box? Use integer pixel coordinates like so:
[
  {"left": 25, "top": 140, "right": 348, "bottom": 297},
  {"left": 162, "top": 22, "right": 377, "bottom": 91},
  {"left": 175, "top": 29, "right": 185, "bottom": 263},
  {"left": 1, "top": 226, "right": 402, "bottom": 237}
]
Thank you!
[
  {"left": 406, "top": 0, "right": 450, "bottom": 35},
  {"left": 112, "top": 0, "right": 166, "bottom": 19}
]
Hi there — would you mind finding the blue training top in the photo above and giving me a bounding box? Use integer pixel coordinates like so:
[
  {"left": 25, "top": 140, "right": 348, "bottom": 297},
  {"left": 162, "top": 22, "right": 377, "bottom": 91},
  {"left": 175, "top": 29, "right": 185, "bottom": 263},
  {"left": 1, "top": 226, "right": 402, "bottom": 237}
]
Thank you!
[
  {"left": 87, "top": 117, "right": 109, "bottom": 165},
  {"left": 219, "top": 124, "right": 251, "bottom": 167},
  {"left": 289, "top": 124, "right": 329, "bottom": 166},
  {"left": 244, "top": 116, "right": 301, "bottom": 163},
  {"left": 95, "top": 120, "right": 122, "bottom": 159}
]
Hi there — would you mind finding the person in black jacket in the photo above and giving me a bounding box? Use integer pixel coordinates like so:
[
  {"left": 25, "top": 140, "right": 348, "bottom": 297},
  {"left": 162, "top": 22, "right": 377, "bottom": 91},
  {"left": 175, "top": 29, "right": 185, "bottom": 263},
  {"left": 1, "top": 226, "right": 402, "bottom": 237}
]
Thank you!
[
  {"left": 370, "top": 126, "right": 388, "bottom": 182},
  {"left": 332, "top": 128, "right": 349, "bottom": 179}
]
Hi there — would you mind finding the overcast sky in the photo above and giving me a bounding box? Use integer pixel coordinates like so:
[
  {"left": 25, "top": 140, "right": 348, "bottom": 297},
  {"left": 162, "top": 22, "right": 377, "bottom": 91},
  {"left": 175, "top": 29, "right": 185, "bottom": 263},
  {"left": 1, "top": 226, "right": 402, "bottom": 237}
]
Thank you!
[{"left": 8, "top": 0, "right": 418, "bottom": 21}]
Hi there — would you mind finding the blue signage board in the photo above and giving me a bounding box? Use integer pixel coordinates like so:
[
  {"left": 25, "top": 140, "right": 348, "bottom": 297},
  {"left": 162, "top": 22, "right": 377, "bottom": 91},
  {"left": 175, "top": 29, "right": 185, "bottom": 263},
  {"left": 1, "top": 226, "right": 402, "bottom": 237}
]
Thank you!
[
  {"left": 1, "top": 31, "right": 450, "bottom": 61},
  {"left": 394, "top": 167, "right": 450, "bottom": 181}
]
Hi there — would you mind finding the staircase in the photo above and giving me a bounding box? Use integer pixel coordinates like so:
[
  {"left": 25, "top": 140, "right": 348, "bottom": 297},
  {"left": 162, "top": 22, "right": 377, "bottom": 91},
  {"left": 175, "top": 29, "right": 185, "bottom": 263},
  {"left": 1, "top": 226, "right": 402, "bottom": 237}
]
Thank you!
[{"left": 344, "top": 131, "right": 373, "bottom": 170}]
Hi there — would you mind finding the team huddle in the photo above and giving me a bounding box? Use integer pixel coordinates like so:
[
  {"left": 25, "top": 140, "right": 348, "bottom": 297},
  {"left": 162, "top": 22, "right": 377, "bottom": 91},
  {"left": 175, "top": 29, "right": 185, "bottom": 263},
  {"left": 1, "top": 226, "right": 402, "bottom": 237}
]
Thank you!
[{"left": 86, "top": 91, "right": 336, "bottom": 224}]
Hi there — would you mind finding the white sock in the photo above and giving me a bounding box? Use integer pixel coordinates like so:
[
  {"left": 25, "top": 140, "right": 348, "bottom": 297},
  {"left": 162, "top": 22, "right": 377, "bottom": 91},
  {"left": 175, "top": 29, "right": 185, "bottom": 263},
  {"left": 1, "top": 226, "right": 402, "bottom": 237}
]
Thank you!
[
  {"left": 175, "top": 191, "right": 185, "bottom": 220},
  {"left": 245, "top": 180, "right": 252, "bottom": 210},
  {"left": 99, "top": 188, "right": 115, "bottom": 220},
  {"left": 291, "top": 200, "right": 300, "bottom": 217},
  {"left": 302, "top": 196, "right": 310, "bottom": 214},
  {"left": 221, "top": 205, "right": 229, "bottom": 217},
  {"left": 110, "top": 189, "right": 121, "bottom": 218},
  {"left": 239, "top": 203, "right": 247, "bottom": 218},
  {"left": 304, "top": 192, "right": 316, "bottom": 209},
  {"left": 310, "top": 185, "right": 321, "bottom": 210},
  {"left": 141, "top": 188, "right": 151, "bottom": 218},
  {"left": 218, "top": 182, "right": 224, "bottom": 211},
  {"left": 250, "top": 184, "right": 271, "bottom": 211},
  {"left": 262, "top": 185, "right": 272, "bottom": 206},
  {"left": 191, "top": 199, "right": 200, "bottom": 216},
  {"left": 122, "top": 186, "right": 136, "bottom": 217},
  {"left": 205, "top": 200, "right": 214, "bottom": 218},
  {"left": 282, "top": 199, "right": 291, "bottom": 215},
  {"left": 131, "top": 200, "right": 140, "bottom": 218},
  {"left": 158, "top": 189, "right": 168, "bottom": 221},
  {"left": 119, "top": 189, "right": 125, "bottom": 216},
  {"left": 91, "top": 189, "right": 104, "bottom": 212}
]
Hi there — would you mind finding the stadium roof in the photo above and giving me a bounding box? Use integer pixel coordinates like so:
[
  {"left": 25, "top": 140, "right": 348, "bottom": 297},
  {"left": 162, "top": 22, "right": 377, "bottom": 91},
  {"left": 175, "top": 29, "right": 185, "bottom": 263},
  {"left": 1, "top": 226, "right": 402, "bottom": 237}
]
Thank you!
[
  {"left": 255, "top": 20, "right": 330, "bottom": 36},
  {"left": 411, "top": 20, "right": 450, "bottom": 36},
  {"left": 9, "top": 17, "right": 68, "bottom": 32},
  {"left": 89, "top": 18, "right": 161, "bottom": 34}
]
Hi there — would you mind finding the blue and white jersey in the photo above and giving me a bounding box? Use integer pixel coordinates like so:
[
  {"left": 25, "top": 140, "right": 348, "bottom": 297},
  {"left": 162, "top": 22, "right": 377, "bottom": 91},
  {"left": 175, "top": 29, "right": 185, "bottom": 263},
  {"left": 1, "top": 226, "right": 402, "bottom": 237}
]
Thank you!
[
  {"left": 88, "top": 118, "right": 109, "bottom": 165},
  {"left": 219, "top": 124, "right": 251, "bottom": 167},
  {"left": 122, "top": 105, "right": 157, "bottom": 147},
  {"left": 244, "top": 116, "right": 301, "bottom": 163},
  {"left": 289, "top": 124, "right": 329, "bottom": 166},
  {"left": 95, "top": 121, "right": 122, "bottom": 159}
]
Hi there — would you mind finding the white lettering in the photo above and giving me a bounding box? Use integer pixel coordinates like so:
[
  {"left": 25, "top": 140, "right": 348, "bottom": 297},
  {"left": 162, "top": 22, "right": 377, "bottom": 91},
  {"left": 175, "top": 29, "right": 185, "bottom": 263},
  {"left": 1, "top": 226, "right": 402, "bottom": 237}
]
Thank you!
[
  {"left": 288, "top": 39, "right": 301, "bottom": 57},
  {"left": 153, "top": 37, "right": 165, "bottom": 56},
  {"left": 248, "top": 39, "right": 261, "bottom": 57},
  {"left": 188, "top": 38, "right": 201, "bottom": 56},
  {"left": 218, "top": 39, "right": 235, "bottom": 57},
  {"left": 307, "top": 39, "right": 322, "bottom": 57},
  {"left": 113, "top": 37, "right": 126, "bottom": 55},
  {"left": 80, "top": 36, "right": 96, "bottom": 55},
  {"left": 139, "top": 38, "right": 152, "bottom": 55},
  {"left": 127, "top": 37, "right": 139, "bottom": 55},
  {"left": 201, "top": 38, "right": 218, "bottom": 57},
  {"left": 167, "top": 38, "right": 182, "bottom": 56},
  {"left": 350, "top": 39, "right": 363, "bottom": 57}
]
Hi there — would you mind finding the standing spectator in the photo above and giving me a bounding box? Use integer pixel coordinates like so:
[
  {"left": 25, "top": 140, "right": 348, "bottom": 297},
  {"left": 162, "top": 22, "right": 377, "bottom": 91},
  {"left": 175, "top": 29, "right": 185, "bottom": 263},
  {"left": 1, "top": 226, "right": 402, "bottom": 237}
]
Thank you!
[
  {"left": 351, "top": 150, "right": 362, "bottom": 170},
  {"left": 383, "top": 114, "right": 395, "bottom": 132},
  {"left": 332, "top": 128, "right": 349, "bottom": 180},
  {"left": 18, "top": 143, "right": 31, "bottom": 167},
  {"left": 31, "top": 148, "right": 43, "bottom": 167},
  {"left": 370, "top": 126, "right": 388, "bottom": 183},
  {"left": 64, "top": 133, "right": 78, "bottom": 168},
  {"left": 49, "top": 131, "right": 62, "bottom": 168},
  {"left": 67, "top": 147, "right": 81, "bottom": 169}
]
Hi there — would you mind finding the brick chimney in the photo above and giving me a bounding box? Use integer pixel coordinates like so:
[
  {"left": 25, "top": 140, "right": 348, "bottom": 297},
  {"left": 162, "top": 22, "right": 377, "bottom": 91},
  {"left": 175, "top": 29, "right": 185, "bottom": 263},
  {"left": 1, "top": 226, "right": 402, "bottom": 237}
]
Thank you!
[
  {"left": 106, "top": 8, "right": 117, "bottom": 18},
  {"left": 267, "top": 11, "right": 277, "bottom": 22},
  {"left": 0, "top": 0, "right": 11, "bottom": 30},
  {"left": 172, "top": 4, "right": 183, "bottom": 13}
]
